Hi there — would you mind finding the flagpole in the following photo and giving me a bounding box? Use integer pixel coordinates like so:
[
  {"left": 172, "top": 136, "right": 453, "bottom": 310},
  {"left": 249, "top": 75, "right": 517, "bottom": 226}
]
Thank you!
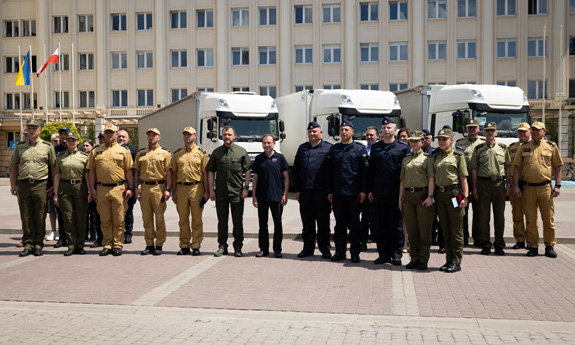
[
  {"left": 542, "top": 25, "right": 546, "bottom": 123},
  {"left": 59, "top": 43, "right": 62, "bottom": 122},
  {"left": 18, "top": 45, "right": 23, "bottom": 134},
  {"left": 29, "top": 45, "right": 34, "bottom": 117},
  {"left": 71, "top": 43, "right": 75, "bottom": 125},
  {"left": 44, "top": 43, "right": 49, "bottom": 122}
]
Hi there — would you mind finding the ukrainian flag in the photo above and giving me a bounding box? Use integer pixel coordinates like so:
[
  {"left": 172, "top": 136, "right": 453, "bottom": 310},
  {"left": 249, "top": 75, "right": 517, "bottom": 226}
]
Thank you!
[{"left": 15, "top": 51, "right": 31, "bottom": 86}]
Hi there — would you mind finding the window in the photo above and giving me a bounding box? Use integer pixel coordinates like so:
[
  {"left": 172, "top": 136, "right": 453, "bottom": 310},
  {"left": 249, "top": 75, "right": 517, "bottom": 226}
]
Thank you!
[
  {"left": 295, "top": 85, "right": 313, "bottom": 92},
  {"left": 389, "top": 83, "right": 408, "bottom": 92},
  {"left": 528, "top": 0, "right": 547, "bottom": 15},
  {"left": 197, "top": 49, "right": 214, "bottom": 67},
  {"left": 360, "top": 3, "right": 378, "bottom": 21},
  {"left": 197, "top": 10, "right": 213, "bottom": 28},
  {"left": 457, "top": 40, "right": 476, "bottom": 59},
  {"left": 497, "top": 39, "right": 517, "bottom": 58},
  {"left": 232, "top": 48, "right": 249, "bottom": 66},
  {"left": 53, "top": 16, "right": 68, "bottom": 33},
  {"left": 528, "top": 38, "right": 547, "bottom": 57},
  {"left": 360, "top": 84, "right": 379, "bottom": 90},
  {"left": 197, "top": 88, "right": 214, "bottom": 92},
  {"left": 112, "top": 90, "right": 128, "bottom": 107},
  {"left": 295, "top": 46, "right": 313, "bottom": 64},
  {"left": 79, "top": 91, "right": 95, "bottom": 108},
  {"left": 6, "top": 131, "right": 22, "bottom": 147},
  {"left": 497, "top": 0, "right": 516, "bottom": 16},
  {"left": 110, "top": 52, "right": 127, "bottom": 70},
  {"left": 428, "top": 41, "right": 447, "bottom": 60},
  {"left": 5, "top": 94, "right": 20, "bottom": 110},
  {"left": 111, "top": 14, "right": 126, "bottom": 31},
  {"left": 232, "top": 8, "right": 249, "bottom": 26},
  {"left": 571, "top": 0, "right": 575, "bottom": 13},
  {"left": 259, "top": 7, "right": 277, "bottom": 25},
  {"left": 4, "top": 57, "right": 20, "bottom": 73},
  {"left": 390, "top": 43, "right": 408, "bottom": 61},
  {"left": 137, "top": 51, "right": 153, "bottom": 68},
  {"left": 528, "top": 80, "right": 546, "bottom": 99},
  {"left": 54, "top": 91, "right": 70, "bottom": 108},
  {"left": 259, "top": 86, "right": 277, "bottom": 98},
  {"left": 171, "top": 50, "right": 187, "bottom": 68},
  {"left": 390, "top": 1, "right": 408, "bottom": 20},
  {"left": 21, "top": 20, "right": 36, "bottom": 36},
  {"left": 232, "top": 87, "right": 250, "bottom": 92},
  {"left": 53, "top": 54, "right": 69, "bottom": 71},
  {"left": 323, "top": 4, "right": 341, "bottom": 23},
  {"left": 259, "top": 47, "right": 276, "bottom": 65},
  {"left": 171, "top": 89, "right": 188, "bottom": 103},
  {"left": 428, "top": 0, "right": 447, "bottom": 19},
  {"left": 137, "top": 89, "right": 154, "bottom": 106},
  {"left": 4, "top": 20, "right": 18, "bottom": 37},
  {"left": 323, "top": 85, "right": 341, "bottom": 90},
  {"left": 458, "top": 0, "right": 477, "bottom": 17},
  {"left": 361, "top": 43, "right": 379, "bottom": 62},
  {"left": 570, "top": 37, "right": 575, "bottom": 56},
  {"left": 457, "top": 81, "right": 476, "bottom": 85},
  {"left": 323, "top": 45, "right": 341, "bottom": 63},
  {"left": 78, "top": 15, "right": 94, "bottom": 32},
  {"left": 295, "top": 5, "right": 313, "bottom": 24},
  {"left": 171, "top": 11, "right": 187, "bottom": 29},
  {"left": 137, "top": 13, "right": 152, "bottom": 30},
  {"left": 22, "top": 93, "right": 38, "bottom": 109},
  {"left": 78, "top": 53, "right": 94, "bottom": 70},
  {"left": 497, "top": 81, "right": 516, "bottom": 87}
]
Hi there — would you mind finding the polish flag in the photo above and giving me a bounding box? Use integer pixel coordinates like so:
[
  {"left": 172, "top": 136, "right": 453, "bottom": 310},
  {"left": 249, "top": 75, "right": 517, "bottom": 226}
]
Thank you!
[{"left": 36, "top": 48, "right": 59, "bottom": 77}]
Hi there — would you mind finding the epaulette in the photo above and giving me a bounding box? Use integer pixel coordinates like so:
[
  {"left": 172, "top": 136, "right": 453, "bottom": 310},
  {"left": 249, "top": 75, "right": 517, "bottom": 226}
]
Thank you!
[
  {"left": 497, "top": 142, "right": 507, "bottom": 149},
  {"left": 174, "top": 147, "right": 183, "bottom": 154},
  {"left": 547, "top": 140, "right": 557, "bottom": 147},
  {"left": 397, "top": 140, "right": 409, "bottom": 146},
  {"left": 520, "top": 141, "right": 528, "bottom": 146},
  {"left": 453, "top": 150, "right": 464, "bottom": 156},
  {"left": 80, "top": 151, "right": 89, "bottom": 156},
  {"left": 93, "top": 144, "right": 100, "bottom": 148},
  {"left": 455, "top": 137, "right": 466, "bottom": 143},
  {"left": 138, "top": 147, "right": 146, "bottom": 152},
  {"left": 17, "top": 140, "right": 26, "bottom": 145},
  {"left": 41, "top": 140, "right": 52, "bottom": 146},
  {"left": 56, "top": 151, "right": 66, "bottom": 157},
  {"left": 162, "top": 147, "right": 171, "bottom": 153},
  {"left": 423, "top": 152, "right": 430, "bottom": 156},
  {"left": 198, "top": 147, "right": 207, "bottom": 154}
]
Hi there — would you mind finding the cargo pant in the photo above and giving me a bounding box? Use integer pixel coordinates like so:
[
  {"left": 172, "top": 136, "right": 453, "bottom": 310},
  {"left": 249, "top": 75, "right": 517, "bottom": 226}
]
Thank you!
[
  {"left": 96, "top": 185, "right": 127, "bottom": 249},
  {"left": 402, "top": 191, "right": 436, "bottom": 264},
  {"left": 176, "top": 183, "right": 205, "bottom": 249},
  {"left": 18, "top": 180, "right": 48, "bottom": 250},
  {"left": 435, "top": 187, "right": 464, "bottom": 265},
  {"left": 522, "top": 184, "right": 556, "bottom": 249},
  {"left": 59, "top": 181, "right": 88, "bottom": 250},
  {"left": 140, "top": 183, "right": 167, "bottom": 246},
  {"left": 509, "top": 186, "right": 526, "bottom": 243},
  {"left": 477, "top": 180, "right": 506, "bottom": 249}
]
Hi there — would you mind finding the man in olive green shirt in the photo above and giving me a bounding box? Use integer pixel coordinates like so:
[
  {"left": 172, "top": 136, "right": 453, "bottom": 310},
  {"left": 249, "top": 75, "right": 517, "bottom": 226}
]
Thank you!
[
  {"left": 456, "top": 118, "right": 485, "bottom": 247},
  {"left": 10, "top": 119, "right": 57, "bottom": 257},
  {"left": 470, "top": 122, "right": 511, "bottom": 256},
  {"left": 206, "top": 126, "right": 251, "bottom": 257}
]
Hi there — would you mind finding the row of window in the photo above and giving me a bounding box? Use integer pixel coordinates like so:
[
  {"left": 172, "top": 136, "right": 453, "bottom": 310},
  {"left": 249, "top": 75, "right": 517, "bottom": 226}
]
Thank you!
[{"left": 5, "top": 0, "right": 564, "bottom": 37}]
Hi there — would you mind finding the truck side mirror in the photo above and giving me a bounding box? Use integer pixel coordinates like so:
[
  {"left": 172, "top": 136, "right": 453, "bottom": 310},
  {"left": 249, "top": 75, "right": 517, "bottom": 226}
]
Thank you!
[
  {"left": 452, "top": 111, "right": 466, "bottom": 134},
  {"left": 279, "top": 120, "right": 285, "bottom": 133},
  {"left": 280, "top": 133, "right": 286, "bottom": 141},
  {"left": 207, "top": 118, "right": 213, "bottom": 131},
  {"left": 327, "top": 115, "right": 340, "bottom": 137},
  {"left": 399, "top": 117, "right": 406, "bottom": 128}
]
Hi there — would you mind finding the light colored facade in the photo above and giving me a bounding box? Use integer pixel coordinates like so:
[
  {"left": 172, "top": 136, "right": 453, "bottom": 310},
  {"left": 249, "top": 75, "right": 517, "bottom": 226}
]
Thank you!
[{"left": 1, "top": 0, "right": 574, "bottom": 176}]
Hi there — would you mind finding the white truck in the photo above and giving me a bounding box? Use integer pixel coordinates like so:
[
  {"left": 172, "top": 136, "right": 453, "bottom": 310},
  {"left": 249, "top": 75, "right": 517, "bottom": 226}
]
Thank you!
[
  {"left": 276, "top": 89, "right": 403, "bottom": 166},
  {"left": 138, "top": 91, "right": 285, "bottom": 158},
  {"left": 395, "top": 84, "right": 531, "bottom": 146}
]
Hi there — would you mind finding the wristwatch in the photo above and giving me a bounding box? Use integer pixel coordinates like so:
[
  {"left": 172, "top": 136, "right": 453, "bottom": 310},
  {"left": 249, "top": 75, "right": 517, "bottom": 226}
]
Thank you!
[
  {"left": 555, "top": 184, "right": 561, "bottom": 189},
  {"left": 165, "top": 188, "right": 172, "bottom": 193}
]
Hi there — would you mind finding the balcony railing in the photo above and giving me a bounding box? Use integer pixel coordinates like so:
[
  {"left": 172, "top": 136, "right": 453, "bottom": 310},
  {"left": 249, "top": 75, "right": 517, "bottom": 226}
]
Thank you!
[{"left": 0, "top": 107, "right": 156, "bottom": 121}]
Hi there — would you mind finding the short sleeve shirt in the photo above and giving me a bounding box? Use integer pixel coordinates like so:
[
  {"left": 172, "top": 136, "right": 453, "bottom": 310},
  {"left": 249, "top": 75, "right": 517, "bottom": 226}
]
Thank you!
[
  {"left": 252, "top": 151, "right": 288, "bottom": 202},
  {"left": 512, "top": 139, "right": 563, "bottom": 183},
  {"left": 507, "top": 141, "right": 524, "bottom": 178},
  {"left": 55, "top": 150, "right": 89, "bottom": 180},
  {"left": 470, "top": 142, "right": 510, "bottom": 177},
  {"left": 11, "top": 140, "right": 56, "bottom": 180},
  {"left": 400, "top": 150, "right": 435, "bottom": 188},
  {"left": 135, "top": 145, "right": 172, "bottom": 182},
  {"left": 456, "top": 136, "right": 485, "bottom": 166},
  {"left": 205, "top": 144, "right": 251, "bottom": 198},
  {"left": 86, "top": 141, "right": 133, "bottom": 184},
  {"left": 433, "top": 148, "right": 468, "bottom": 186},
  {"left": 172, "top": 145, "right": 209, "bottom": 184}
]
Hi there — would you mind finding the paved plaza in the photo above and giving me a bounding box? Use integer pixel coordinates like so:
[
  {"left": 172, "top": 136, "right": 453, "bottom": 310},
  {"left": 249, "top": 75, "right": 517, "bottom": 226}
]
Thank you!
[{"left": 1, "top": 181, "right": 575, "bottom": 344}]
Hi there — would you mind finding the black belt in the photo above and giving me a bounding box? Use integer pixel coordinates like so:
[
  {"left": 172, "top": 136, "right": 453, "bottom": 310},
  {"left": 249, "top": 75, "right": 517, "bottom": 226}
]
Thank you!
[
  {"left": 97, "top": 181, "right": 126, "bottom": 187},
  {"left": 478, "top": 176, "right": 504, "bottom": 182},
  {"left": 177, "top": 181, "right": 201, "bottom": 186},
  {"left": 61, "top": 179, "right": 83, "bottom": 185},
  {"left": 405, "top": 186, "right": 428, "bottom": 193},
  {"left": 19, "top": 178, "right": 47, "bottom": 184},
  {"left": 142, "top": 180, "right": 165, "bottom": 185},
  {"left": 435, "top": 184, "right": 459, "bottom": 192},
  {"left": 522, "top": 180, "right": 551, "bottom": 187}
]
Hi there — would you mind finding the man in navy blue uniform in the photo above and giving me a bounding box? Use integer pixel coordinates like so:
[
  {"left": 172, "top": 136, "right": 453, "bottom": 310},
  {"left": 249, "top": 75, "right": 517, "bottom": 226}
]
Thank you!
[
  {"left": 252, "top": 134, "right": 289, "bottom": 258},
  {"left": 293, "top": 122, "right": 333, "bottom": 259},
  {"left": 422, "top": 129, "right": 434, "bottom": 154},
  {"left": 327, "top": 119, "right": 367, "bottom": 263},
  {"left": 369, "top": 117, "right": 411, "bottom": 266}
]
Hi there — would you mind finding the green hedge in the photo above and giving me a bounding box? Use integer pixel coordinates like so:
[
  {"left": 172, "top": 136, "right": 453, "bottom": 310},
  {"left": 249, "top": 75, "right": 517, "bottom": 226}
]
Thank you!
[{"left": 39, "top": 121, "right": 83, "bottom": 143}]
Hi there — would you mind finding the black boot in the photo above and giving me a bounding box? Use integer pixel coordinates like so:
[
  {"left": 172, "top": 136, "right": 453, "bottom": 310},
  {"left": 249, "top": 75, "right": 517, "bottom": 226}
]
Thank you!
[{"left": 153, "top": 246, "right": 162, "bottom": 256}]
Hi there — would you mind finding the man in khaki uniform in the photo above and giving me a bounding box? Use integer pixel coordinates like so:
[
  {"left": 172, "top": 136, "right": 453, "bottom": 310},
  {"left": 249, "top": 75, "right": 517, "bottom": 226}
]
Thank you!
[
  {"left": 456, "top": 118, "right": 485, "bottom": 247},
  {"left": 135, "top": 128, "right": 172, "bottom": 256},
  {"left": 470, "top": 122, "right": 511, "bottom": 256},
  {"left": 10, "top": 119, "right": 56, "bottom": 257},
  {"left": 513, "top": 122, "right": 563, "bottom": 258},
  {"left": 507, "top": 122, "right": 531, "bottom": 249},
  {"left": 87, "top": 123, "right": 134, "bottom": 256},
  {"left": 172, "top": 127, "right": 209, "bottom": 256}
]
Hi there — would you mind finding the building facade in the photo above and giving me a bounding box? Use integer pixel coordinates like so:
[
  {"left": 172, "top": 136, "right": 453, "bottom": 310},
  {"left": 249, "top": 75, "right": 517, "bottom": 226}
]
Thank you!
[{"left": 1, "top": 0, "right": 574, "bottom": 176}]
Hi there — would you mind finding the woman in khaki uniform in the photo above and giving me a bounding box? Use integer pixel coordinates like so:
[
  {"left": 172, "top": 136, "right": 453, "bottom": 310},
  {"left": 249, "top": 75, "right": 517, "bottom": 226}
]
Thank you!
[
  {"left": 53, "top": 132, "right": 89, "bottom": 256},
  {"left": 399, "top": 131, "right": 436, "bottom": 271},
  {"left": 433, "top": 128, "right": 469, "bottom": 273}
]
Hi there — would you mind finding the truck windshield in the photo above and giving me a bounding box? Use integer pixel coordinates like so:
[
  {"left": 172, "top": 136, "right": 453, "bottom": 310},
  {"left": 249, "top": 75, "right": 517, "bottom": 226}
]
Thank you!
[
  {"left": 343, "top": 115, "right": 399, "bottom": 140},
  {"left": 218, "top": 118, "right": 278, "bottom": 142},
  {"left": 474, "top": 112, "right": 530, "bottom": 138}
]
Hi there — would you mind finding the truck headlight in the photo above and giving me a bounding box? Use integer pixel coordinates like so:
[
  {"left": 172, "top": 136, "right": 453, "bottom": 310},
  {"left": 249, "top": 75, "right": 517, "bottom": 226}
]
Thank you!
[
  {"left": 523, "top": 93, "right": 528, "bottom": 102},
  {"left": 470, "top": 90, "right": 484, "bottom": 100},
  {"left": 341, "top": 95, "right": 352, "bottom": 104},
  {"left": 218, "top": 99, "right": 229, "bottom": 108},
  {"left": 394, "top": 96, "right": 399, "bottom": 107},
  {"left": 271, "top": 100, "right": 277, "bottom": 109}
]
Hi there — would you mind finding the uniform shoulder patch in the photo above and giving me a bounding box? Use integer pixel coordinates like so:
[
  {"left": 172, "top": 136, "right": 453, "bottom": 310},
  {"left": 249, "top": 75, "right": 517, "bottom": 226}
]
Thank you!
[
  {"left": 198, "top": 147, "right": 207, "bottom": 154},
  {"left": 547, "top": 140, "right": 557, "bottom": 147}
]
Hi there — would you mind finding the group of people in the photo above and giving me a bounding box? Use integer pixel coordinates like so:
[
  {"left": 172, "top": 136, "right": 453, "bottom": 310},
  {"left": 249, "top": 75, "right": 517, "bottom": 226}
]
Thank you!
[{"left": 10, "top": 116, "right": 563, "bottom": 272}]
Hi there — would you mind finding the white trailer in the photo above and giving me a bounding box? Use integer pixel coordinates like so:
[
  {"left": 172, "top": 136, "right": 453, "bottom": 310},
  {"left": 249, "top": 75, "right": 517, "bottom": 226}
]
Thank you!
[
  {"left": 276, "top": 89, "right": 402, "bottom": 165},
  {"left": 396, "top": 84, "right": 531, "bottom": 146}
]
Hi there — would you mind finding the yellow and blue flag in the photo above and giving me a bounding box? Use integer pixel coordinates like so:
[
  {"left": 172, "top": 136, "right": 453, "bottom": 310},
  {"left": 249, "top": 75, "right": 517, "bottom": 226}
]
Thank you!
[{"left": 15, "top": 50, "right": 31, "bottom": 86}]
